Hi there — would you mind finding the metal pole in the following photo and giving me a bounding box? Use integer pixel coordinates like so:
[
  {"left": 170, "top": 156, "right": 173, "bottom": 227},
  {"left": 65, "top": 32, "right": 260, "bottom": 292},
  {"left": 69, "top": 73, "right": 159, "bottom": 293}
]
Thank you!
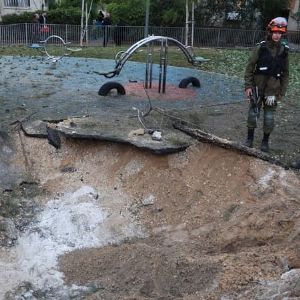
[
  {"left": 144, "top": 0, "right": 150, "bottom": 38},
  {"left": 158, "top": 39, "right": 163, "bottom": 93},
  {"left": 191, "top": 1, "right": 195, "bottom": 47},
  {"left": 185, "top": 0, "right": 189, "bottom": 46},
  {"left": 25, "top": 23, "right": 28, "bottom": 45},
  {"left": 80, "top": 0, "right": 84, "bottom": 46},
  {"left": 85, "top": 2, "right": 88, "bottom": 44},
  {"left": 162, "top": 39, "right": 168, "bottom": 93}
]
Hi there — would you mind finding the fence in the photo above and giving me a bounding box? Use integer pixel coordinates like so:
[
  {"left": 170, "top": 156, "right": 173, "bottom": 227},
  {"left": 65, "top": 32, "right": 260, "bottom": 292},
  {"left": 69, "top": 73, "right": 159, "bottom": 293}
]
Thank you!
[{"left": 0, "top": 23, "right": 299, "bottom": 48}]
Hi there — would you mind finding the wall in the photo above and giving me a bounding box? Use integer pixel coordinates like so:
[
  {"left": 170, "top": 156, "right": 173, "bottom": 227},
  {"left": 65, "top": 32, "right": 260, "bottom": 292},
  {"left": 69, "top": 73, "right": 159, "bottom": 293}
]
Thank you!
[{"left": 0, "top": 0, "right": 47, "bottom": 21}]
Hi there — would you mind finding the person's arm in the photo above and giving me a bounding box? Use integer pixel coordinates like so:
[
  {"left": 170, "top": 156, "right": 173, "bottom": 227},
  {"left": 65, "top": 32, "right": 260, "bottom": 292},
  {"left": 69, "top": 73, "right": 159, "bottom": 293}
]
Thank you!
[
  {"left": 244, "top": 47, "right": 259, "bottom": 92},
  {"left": 280, "top": 54, "right": 289, "bottom": 98}
]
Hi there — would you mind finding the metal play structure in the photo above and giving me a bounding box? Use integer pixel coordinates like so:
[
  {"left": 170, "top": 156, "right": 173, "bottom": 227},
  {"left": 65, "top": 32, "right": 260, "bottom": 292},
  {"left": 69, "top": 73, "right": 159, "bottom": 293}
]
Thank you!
[
  {"left": 30, "top": 35, "right": 82, "bottom": 62},
  {"left": 95, "top": 35, "right": 209, "bottom": 96}
]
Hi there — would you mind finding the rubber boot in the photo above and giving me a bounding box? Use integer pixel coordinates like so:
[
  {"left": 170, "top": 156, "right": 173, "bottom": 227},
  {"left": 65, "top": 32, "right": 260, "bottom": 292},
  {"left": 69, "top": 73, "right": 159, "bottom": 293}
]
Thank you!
[
  {"left": 245, "top": 128, "right": 254, "bottom": 148},
  {"left": 261, "top": 133, "right": 270, "bottom": 152}
]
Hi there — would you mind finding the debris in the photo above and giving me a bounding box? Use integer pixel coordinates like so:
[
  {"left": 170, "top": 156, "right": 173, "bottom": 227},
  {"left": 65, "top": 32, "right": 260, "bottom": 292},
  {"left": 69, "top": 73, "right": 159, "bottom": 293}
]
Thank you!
[
  {"left": 46, "top": 125, "right": 61, "bottom": 149},
  {"left": 152, "top": 131, "right": 162, "bottom": 141},
  {"left": 128, "top": 128, "right": 145, "bottom": 138},
  {"left": 142, "top": 194, "right": 156, "bottom": 206}
]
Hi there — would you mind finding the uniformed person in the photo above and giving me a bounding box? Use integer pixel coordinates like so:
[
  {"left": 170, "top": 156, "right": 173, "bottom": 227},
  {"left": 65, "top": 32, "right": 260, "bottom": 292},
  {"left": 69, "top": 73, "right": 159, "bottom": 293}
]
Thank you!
[{"left": 244, "top": 17, "right": 289, "bottom": 152}]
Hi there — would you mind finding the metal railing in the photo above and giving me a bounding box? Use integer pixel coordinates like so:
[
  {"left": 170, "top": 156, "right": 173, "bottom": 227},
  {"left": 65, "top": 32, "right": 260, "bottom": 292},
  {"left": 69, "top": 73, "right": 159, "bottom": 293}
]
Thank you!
[{"left": 0, "top": 23, "right": 299, "bottom": 48}]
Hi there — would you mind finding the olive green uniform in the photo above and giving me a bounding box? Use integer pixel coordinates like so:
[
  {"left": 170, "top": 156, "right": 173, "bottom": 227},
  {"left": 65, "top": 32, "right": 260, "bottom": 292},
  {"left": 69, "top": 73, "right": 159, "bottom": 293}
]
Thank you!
[{"left": 244, "top": 40, "right": 289, "bottom": 134}]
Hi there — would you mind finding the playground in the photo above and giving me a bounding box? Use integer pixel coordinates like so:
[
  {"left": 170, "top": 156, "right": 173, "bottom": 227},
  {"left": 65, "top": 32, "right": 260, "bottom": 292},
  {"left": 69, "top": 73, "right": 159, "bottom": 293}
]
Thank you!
[{"left": 0, "top": 39, "right": 300, "bottom": 299}]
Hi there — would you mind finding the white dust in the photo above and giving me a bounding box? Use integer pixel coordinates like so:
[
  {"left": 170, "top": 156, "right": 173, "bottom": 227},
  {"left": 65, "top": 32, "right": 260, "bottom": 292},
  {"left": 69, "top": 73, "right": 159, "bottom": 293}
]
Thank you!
[{"left": 0, "top": 185, "right": 143, "bottom": 299}]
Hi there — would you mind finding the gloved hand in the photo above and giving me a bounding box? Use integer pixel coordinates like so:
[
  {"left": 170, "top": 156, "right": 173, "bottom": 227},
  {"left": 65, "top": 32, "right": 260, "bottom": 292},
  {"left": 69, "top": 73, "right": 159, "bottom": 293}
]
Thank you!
[{"left": 265, "top": 96, "right": 276, "bottom": 106}]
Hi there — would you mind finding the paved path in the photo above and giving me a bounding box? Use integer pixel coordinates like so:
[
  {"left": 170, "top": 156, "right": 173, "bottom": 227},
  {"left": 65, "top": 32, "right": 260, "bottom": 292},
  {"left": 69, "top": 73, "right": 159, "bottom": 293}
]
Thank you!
[
  {"left": 0, "top": 55, "right": 298, "bottom": 167},
  {"left": 0, "top": 56, "right": 244, "bottom": 152}
]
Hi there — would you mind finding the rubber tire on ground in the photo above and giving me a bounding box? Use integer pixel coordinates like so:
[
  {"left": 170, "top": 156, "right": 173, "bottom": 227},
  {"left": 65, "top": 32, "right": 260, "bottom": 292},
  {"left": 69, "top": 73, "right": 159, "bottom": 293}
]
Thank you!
[
  {"left": 178, "top": 77, "right": 201, "bottom": 88},
  {"left": 98, "top": 82, "right": 126, "bottom": 96}
]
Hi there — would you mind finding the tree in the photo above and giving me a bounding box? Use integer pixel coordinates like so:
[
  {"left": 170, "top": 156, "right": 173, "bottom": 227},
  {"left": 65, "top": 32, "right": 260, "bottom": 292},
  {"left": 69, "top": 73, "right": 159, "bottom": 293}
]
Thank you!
[
  {"left": 150, "top": 0, "right": 186, "bottom": 26},
  {"left": 102, "top": 0, "right": 187, "bottom": 26},
  {"left": 256, "top": 0, "right": 289, "bottom": 28},
  {"left": 105, "top": 0, "right": 145, "bottom": 25},
  {"left": 78, "top": 0, "right": 286, "bottom": 29}
]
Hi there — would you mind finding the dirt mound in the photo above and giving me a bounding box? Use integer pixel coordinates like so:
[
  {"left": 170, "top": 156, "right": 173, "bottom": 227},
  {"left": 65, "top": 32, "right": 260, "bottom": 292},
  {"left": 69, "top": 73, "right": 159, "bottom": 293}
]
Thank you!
[{"left": 6, "top": 133, "right": 299, "bottom": 299}]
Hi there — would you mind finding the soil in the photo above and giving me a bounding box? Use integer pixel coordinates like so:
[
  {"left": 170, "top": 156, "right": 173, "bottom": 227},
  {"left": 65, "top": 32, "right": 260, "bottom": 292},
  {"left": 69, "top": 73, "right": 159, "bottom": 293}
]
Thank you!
[
  {"left": 6, "top": 132, "right": 300, "bottom": 300},
  {"left": 1, "top": 56, "right": 300, "bottom": 299}
]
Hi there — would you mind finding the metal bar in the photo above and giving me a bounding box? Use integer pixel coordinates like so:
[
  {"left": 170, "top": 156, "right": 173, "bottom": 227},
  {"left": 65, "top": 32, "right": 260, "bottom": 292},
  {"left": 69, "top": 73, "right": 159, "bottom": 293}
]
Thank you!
[
  {"left": 144, "top": 0, "right": 150, "bottom": 38},
  {"left": 162, "top": 39, "right": 168, "bottom": 93},
  {"left": 149, "top": 41, "right": 154, "bottom": 89},
  {"left": 145, "top": 42, "right": 150, "bottom": 89},
  {"left": 158, "top": 38, "right": 163, "bottom": 93}
]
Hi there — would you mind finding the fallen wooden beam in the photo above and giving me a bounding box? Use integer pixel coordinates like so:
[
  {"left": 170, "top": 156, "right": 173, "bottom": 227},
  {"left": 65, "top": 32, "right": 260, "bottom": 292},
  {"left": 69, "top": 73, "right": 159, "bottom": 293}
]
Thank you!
[{"left": 173, "top": 121, "right": 290, "bottom": 169}]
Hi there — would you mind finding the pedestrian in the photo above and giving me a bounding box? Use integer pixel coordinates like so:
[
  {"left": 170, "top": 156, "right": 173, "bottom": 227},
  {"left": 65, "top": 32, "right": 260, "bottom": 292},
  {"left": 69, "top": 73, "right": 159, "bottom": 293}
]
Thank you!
[
  {"left": 244, "top": 17, "right": 289, "bottom": 152},
  {"left": 102, "top": 12, "right": 111, "bottom": 47},
  {"left": 97, "top": 10, "right": 104, "bottom": 24},
  {"left": 31, "top": 13, "right": 40, "bottom": 44},
  {"left": 39, "top": 12, "right": 49, "bottom": 33}
]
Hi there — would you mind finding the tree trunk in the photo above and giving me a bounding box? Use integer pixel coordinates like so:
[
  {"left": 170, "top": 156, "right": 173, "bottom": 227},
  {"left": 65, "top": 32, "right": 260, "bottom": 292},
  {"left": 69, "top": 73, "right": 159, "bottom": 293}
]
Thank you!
[{"left": 173, "top": 122, "right": 289, "bottom": 169}]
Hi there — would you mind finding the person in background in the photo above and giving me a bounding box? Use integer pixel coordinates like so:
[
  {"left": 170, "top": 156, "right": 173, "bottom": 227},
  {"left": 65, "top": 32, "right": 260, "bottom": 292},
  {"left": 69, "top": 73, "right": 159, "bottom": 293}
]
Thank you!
[
  {"left": 31, "top": 13, "right": 40, "bottom": 44},
  {"left": 39, "top": 12, "right": 49, "bottom": 40},
  {"left": 92, "top": 10, "right": 104, "bottom": 40},
  {"left": 38, "top": 12, "right": 47, "bottom": 27},
  {"left": 97, "top": 10, "right": 104, "bottom": 24},
  {"left": 102, "top": 12, "right": 111, "bottom": 47},
  {"left": 244, "top": 17, "right": 289, "bottom": 153}
]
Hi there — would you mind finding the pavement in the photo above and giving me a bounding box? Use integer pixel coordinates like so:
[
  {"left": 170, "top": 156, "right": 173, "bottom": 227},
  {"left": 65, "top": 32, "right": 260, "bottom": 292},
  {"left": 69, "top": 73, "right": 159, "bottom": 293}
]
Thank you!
[{"left": 0, "top": 55, "right": 244, "bottom": 153}]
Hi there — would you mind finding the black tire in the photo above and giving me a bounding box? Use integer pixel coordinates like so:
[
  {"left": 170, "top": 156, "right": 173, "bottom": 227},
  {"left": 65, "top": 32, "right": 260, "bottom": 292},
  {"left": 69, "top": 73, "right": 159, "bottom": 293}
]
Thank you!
[
  {"left": 178, "top": 77, "right": 201, "bottom": 89},
  {"left": 98, "top": 82, "right": 126, "bottom": 96}
]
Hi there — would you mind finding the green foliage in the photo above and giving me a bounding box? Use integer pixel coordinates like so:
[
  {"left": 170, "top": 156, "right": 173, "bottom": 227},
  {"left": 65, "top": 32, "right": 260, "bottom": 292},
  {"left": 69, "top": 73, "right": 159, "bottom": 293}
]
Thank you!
[
  {"left": 257, "top": 0, "right": 289, "bottom": 28},
  {"left": 47, "top": 7, "right": 83, "bottom": 24},
  {"left": 0, "top": 0, "right": 291, "bottom": 29},
  {"left": 1, "top": 7, "right": 83, "bottom": 25},
  {"left": 53, "top": 0, "right": 98, "bottom": 21},
  {"left": 162, "top": 9, "right": 179, "bottom": 26},
  {"left": 101, "top": 0, "right": 186, "bottom": 26},
  {"left": 1, "top": 12, "right": 35, "bottom": 24},
  {"left": 150, "top": 0, "right": 185, "bottom": 26},
  {"left": 57, "top": 0, "right": 81, "bottom": 8},
  {"left": 106, "top": 0, "right": 145, "bottom": 25},
  {"left": 194, "top": 0, "right": 261, "bottom": 29}
]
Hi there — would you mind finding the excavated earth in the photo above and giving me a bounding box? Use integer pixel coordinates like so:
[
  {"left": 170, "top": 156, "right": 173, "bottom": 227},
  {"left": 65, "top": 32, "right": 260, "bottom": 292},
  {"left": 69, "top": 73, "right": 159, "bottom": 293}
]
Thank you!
[
  {"left": 0, "top": 55, "right": 300, "bottom": 299},
  {"left": 1, "top": 133, "right": 300, "bottom": 300}
]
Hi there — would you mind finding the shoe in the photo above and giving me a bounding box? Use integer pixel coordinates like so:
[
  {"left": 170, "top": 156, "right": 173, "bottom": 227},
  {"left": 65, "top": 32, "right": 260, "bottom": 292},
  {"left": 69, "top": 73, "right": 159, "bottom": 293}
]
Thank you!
[
  {"left": 261, "top": 133, "right": 270, "bottom": 152},
  {"left": 244, "top": 128, "right": 254, "bottom": 148},
  {"left": 261, "top": 140, "right": 269, "bottom": 152},
  {"left": 245, "top": 138, "right": 253, "bottom": 148}
]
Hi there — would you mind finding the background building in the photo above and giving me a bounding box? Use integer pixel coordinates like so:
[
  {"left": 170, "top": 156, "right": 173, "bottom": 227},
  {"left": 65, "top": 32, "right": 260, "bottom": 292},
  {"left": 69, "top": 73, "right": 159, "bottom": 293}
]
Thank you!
[{"left": 0, "top": 0, "right": 47, "bottom": 21}]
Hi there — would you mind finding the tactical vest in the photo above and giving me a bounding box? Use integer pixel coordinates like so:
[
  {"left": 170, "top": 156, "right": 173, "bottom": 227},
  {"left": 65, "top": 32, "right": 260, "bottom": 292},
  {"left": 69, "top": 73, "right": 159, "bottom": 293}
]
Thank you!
[{"left": 254, "top": 41, "right": 289, "bottom": 79}]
